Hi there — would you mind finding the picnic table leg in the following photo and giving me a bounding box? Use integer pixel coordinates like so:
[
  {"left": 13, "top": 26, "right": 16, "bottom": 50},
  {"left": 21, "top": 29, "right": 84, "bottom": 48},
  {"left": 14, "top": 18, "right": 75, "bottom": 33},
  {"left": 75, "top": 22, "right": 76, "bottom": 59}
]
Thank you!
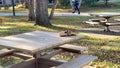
[
  {"left": 33, "top": 53, "right": 41, "bottom": 68},
  {"left": 103, "top": 17, "right": 111, "bottom": 32},
  {"left": 33, "top": 49, "right": 64, "bottom": 68},
  {"left": 104, "top": 16, "right": 111, "bottom": 21},
  {"left": 104, "top": 25, "right": 111, "bottom": 32}
]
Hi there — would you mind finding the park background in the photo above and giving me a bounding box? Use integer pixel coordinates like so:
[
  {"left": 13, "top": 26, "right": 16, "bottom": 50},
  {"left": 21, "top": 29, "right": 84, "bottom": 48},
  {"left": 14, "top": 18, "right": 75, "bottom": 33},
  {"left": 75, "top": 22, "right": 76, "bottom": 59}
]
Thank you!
[{"left": 0, "top": 0, "right": 120, "bottom": 68}]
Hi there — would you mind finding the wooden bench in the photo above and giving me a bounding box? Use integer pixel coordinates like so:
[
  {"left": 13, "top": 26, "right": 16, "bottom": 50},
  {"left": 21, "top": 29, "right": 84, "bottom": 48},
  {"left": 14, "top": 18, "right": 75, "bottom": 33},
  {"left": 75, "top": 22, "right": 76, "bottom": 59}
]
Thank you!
[
  {"left": 89, "top": 18, "right": 107, "bottom": 22},
  {"left": 0, "top": 49, "right": 32, "bottom": 60},
  {"left": 7, "top": 55, "right": 97, "bottom": 68},
  {"left": 106, "top": 22, "right": 120, "bottom": 26},
  {"left": 85, "top": 18, "right": 107, "bottom": 25},
  {"left": 85, "top": 21, "right": 99, "bottom": 25},
  {"left": 12, "top": 52, "right": 32, "bottom": 60},
  {"left": 0, "top": 49, "right": 15, "bottom": 57},
  {"left": 56, "top": 55, "right": 97, "bottom": 68},
  {"left": 56, "top": 44, "right": 88, "bottom": 53},
  {"left": 114, "top": 19, "right": 120, "bottom": 22}
]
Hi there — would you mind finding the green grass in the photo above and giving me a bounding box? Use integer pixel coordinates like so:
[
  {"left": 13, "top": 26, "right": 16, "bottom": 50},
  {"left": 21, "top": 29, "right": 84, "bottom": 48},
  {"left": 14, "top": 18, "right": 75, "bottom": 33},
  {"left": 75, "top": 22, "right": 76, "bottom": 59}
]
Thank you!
[{"left": 0, "top": 16, "right": 120, "bottom": 68}]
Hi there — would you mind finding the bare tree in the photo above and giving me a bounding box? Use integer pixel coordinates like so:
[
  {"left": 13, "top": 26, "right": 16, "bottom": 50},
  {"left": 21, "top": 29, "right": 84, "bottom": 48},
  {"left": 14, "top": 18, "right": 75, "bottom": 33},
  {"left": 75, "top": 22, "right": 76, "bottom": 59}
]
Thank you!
[
  {"left": 49, "top": 0, "right": 58, "bottom": 19},
  {"left": 78, "top": 0, "right": 82, "bottom": 8},
  {"left": 70, "top": 0, "right": 82, "bottom": 9},
  {"left": 26, "top": 0, "right": 35, "bottom": 21},
  {"left": 104, "top": 0, "right": 109, "bottom": 6},
  {"left": 0, "top": 0, "right": 2, "bottom": 10},
  {"left": 3, "top": 0, "right": 8, "bottom": 10}
]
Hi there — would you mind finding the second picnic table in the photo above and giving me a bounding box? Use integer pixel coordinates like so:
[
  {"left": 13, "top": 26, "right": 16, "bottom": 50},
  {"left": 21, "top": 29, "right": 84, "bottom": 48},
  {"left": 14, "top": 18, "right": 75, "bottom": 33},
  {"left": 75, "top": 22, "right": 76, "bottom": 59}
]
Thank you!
[{"left": 89, "top": 13, "right": 120, "bottom": 31}]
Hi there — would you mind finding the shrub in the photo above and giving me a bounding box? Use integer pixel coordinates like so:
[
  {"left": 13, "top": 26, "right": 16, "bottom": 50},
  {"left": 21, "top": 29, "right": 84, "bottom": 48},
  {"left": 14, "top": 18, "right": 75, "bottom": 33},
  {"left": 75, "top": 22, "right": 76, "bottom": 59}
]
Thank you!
[
  {"left": 59, "top": 0, "right": 70, "bottom": 6},
  {"left": 16, "top": 4, "right": 24, "bottom": 8},
  {"left": 82, "top": 0, "right": 99, "bottom": 6}
]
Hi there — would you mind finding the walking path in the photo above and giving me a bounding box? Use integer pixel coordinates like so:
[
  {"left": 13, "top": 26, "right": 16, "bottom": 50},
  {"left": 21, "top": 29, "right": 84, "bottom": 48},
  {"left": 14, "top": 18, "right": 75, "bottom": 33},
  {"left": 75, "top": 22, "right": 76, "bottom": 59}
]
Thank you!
[
  {"left": 0, "top": 12, "right": 120, "bottom": 16},
  {"left": 0, "top": 12, "right": 90, "bottom": 16}
]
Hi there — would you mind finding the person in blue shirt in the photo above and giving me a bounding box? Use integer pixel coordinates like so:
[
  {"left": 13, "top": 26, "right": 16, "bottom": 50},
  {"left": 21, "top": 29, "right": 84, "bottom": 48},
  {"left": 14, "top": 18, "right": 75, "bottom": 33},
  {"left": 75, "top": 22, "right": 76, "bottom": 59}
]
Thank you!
[{"left": 72, "top": 0, "right": 80, "bottom": 14}]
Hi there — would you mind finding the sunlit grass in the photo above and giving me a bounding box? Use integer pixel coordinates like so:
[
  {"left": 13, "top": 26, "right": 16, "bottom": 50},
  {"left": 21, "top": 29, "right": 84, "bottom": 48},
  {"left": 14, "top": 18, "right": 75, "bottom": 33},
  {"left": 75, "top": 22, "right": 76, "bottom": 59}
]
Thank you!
[
  {"left": 0, "top": 16, "right": 119, "bottom": 68},
  {"left": 74, "top": 37, "right": 120, "bottom": 68}
]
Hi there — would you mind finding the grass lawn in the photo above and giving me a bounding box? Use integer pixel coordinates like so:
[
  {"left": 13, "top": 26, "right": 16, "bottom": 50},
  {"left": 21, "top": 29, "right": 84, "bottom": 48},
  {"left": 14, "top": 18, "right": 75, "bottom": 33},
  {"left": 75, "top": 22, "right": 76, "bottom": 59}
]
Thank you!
[{"left": 0, "top": 16, "right": 120, "bottom": 68}]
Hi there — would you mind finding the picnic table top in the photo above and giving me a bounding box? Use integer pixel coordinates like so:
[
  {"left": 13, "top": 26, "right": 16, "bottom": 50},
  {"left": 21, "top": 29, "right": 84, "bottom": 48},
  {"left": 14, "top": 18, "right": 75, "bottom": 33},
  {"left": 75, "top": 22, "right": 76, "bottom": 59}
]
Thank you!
[
  {"left": 90, "top": 13, "right": 120, "bottom": 17},
  {"left": 0, "top": 31, "right": 81, "bottom": 54}
]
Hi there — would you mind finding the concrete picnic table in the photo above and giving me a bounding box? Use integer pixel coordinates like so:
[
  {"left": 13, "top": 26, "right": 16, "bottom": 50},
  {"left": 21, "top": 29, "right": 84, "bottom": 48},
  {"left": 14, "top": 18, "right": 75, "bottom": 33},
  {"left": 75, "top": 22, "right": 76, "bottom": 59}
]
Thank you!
[
  {"left": 0, "top": 31, "right": 81, "bottom": 57},
  {"left": 89, "top": 13, "right": 120, "bottom": 31},
  {"left": 0, "top": 31, "right": 98, "bottom": 68}
]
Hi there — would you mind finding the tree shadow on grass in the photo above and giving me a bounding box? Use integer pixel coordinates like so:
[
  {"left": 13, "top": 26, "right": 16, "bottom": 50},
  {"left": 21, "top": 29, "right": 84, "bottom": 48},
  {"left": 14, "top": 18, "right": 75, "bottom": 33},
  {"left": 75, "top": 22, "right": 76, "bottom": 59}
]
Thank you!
[
  {"left": 91, "top": 48, "right": 120, "bottom": 65},
  {"left": 44, "top": 25, "right": 77, "bottom": 32},
  {"left": 77, "top": 28, "right": 120, "bottom": 36}
]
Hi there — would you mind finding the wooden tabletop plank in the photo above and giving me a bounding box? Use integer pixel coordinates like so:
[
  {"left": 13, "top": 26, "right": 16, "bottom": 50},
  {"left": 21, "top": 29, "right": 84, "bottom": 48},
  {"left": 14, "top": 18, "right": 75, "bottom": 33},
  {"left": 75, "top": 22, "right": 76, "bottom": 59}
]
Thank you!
[{"left": 0, "top": 31, "right": 82, "bottom": 54}]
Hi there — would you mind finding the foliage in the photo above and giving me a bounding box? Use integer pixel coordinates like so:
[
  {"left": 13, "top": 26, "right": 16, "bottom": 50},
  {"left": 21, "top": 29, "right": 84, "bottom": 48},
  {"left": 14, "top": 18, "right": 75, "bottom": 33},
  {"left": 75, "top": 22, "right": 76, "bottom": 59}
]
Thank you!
[
  {"left": 58, "top": 0, "right": 99, "bottom": 7},
  {"left": 82, "top": 0, "right": 99, "bottom": 6},
  {"left": 16, "top": 4, "right": 24, "bottom": 8},
  {"left": 58, "top": 0, "right": 70, "bottom": 6}
]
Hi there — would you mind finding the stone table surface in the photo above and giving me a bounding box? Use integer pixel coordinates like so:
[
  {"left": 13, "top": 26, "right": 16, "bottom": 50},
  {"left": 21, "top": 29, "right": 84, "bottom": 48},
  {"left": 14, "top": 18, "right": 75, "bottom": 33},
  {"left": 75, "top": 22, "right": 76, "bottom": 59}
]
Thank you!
[
  {"left": 0, "top": 31, "right": 82, "bottom": 54},
  {"left": 90, "top": 13, "right": 120, "bottom": 17}
]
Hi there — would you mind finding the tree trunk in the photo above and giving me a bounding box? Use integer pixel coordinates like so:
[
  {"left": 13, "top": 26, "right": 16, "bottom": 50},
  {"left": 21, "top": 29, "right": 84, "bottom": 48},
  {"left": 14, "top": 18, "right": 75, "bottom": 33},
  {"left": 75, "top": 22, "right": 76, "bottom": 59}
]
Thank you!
[
  {"left": 35, "top": 0, "right": 51, "bottom": 26},
  {"left": 78, "top": 0, "right": 82, "bottom": 8},
  {"left": 3, "top": 0, "right": 8, "bottom": 10},
  {"left": 70, "top": 0, "right": 73, "bottom": 9},
  {"left": 24, "top": 0, "right": 29, "bottom": 9},
  {"left": 26, "top": 0, "right": 35, "bottom": 21},
  {"left": 49, "top": 0, "right": 58, "bottom": 19},
  {"left": 105, "top": 0, "right": 108, "bottom": 6}
]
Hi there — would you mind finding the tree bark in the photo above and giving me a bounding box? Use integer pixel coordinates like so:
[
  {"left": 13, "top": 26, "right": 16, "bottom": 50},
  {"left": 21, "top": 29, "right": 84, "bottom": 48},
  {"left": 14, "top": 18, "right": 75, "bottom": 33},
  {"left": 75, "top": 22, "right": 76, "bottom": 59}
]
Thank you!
[
  {"left": 35, "top": 0, "right": 51, "bottom": 26},
  {"left": 49, "top": 0, "right": 58, "bottom": 19},
  {"left": 3, "top": 0, "right": 8, "bottom": 10},
  {"left": 105, "top": 0, "right": 108, "bottom": 6},
  {"left": 26, "top": 0, "right": 35, "bottom": 21},
  {"left": 78, "top": 0, "right": 82, "bottom": 8},
  {"left": 70, "top": 0, "right": 73, "bottom": 9}
]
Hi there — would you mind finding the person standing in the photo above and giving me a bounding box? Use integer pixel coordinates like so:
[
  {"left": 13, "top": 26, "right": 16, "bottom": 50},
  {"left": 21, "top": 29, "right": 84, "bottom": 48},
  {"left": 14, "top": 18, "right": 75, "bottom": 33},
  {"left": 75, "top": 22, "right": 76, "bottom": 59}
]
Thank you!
[{"left": 72, "top": 0, "right": 80, "bottom": 14}]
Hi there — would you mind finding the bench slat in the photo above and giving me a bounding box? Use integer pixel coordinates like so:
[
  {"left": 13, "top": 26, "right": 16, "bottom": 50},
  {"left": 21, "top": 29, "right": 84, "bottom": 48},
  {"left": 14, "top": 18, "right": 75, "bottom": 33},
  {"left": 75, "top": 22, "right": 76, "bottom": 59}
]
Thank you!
[
  {"left": 12, "top": 52, "right": 32, "bottom": 60},
  {"left": 58, "top": 44, "right": 88, "bottom": 53},
  {"left": 106, "top": 23, "right": 120, "bottom": 26},
  {"left": 41, "top": 49, "right": 63, "bottom": 58},
  {"left": 0, "top": 49, "right": 15, "bottom": 57},
  {"left": 85, "top": 21, "right": 99, "bottom": 25},
  {"left": 114, "top": 19, "right": 120, "bottom": 22},
  {"left": 56, "top": 55, "right": 97, "bottom": 68}
]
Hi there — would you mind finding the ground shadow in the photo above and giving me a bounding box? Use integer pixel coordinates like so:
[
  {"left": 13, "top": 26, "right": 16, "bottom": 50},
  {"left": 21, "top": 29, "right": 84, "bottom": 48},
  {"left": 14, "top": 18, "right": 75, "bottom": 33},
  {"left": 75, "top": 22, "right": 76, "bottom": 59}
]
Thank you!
[
  {"left": 45, "top": 25, "right": 77, "bottom": 31},
  {"left": 77, "top": 28, "right": 120, "bottom": 36}
]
